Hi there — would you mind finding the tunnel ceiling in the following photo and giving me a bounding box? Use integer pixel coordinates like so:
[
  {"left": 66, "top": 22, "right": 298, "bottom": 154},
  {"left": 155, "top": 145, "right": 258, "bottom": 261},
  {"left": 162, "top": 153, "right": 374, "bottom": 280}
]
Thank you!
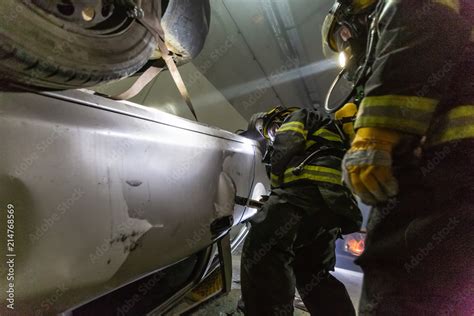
[{"left": 192, "top": 0, "right": 340, "bottom": 120}]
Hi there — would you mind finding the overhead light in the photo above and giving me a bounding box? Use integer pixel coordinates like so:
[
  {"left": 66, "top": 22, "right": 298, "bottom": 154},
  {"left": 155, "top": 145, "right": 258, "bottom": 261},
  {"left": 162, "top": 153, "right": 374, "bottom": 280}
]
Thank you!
[{"left": 338, "top": 52, "right": 347, "bottom": 68}]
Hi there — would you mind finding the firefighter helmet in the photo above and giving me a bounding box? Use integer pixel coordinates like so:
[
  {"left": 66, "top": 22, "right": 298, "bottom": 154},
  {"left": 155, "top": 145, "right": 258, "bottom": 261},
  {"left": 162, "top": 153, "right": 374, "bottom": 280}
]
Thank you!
[
  {"left": 260, "top": 106, "right": 299, "bottom": 141},
  {"left": 322, "top": 0, "right": 378, "bottom": 58}
]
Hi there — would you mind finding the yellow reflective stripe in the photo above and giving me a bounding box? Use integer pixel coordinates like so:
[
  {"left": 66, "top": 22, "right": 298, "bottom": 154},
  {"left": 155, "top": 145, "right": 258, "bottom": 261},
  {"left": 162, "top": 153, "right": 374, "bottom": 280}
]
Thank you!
[
  {"left": 305, "top": 128, "right": 342, "bottom": 149},
  {"left": 444, "top": 105, "right": 474, "bottom": 119},
  {"left": 313, "top": 128, "right": 342, "bottom": 142},
  {"left": 281, "top": 166, "right": 342, "bottom": 186},
  {"left": 277, "top": 126, "right": 307, "bottom": 134},
  {"left": 428, "top": 105, "right": 474, "bottom": 145},
  {"left": 433, "top": 0, "right": 460, "bottom": 13},
  {"left": 270, "top": 173, "right": 280, "bottom": 187},
  {"left": 284, "top": 173, "right": 342, "bottom": 186},
  {"left": 281, "top": 121, "right": 304, "bottom": 128},
  {"left": 277, "top": 124, "right": 308, "bottom": 139},
  {"left": 305, "top": 140, "right": 317, "bottom": 149},
  {"left": 356, "top": 116, "right": 430, "bottom": 135},
  {"left": 296, "top": 165, "right": 341, "bottom": 176},
  {"left": 431, "top": 125, "right": 474, "bottom": 144},
  {"left": 283, "top": 171, "right": 342, "bottom": 186},
  {"left": 361, "top": 95, "right": 438, "bottom": 111},
  {"left": 356, "top": 95, "right": 439, "bottom": 135}
]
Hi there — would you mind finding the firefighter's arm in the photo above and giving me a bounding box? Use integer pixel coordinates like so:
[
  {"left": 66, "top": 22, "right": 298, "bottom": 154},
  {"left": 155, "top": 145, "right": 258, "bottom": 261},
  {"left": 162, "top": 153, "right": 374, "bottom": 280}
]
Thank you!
[
  {"left": 355, "top": 0, "right": 470, "bottom": 136},
  {"left": 270, "top": 110, "right": 308, "bottom": 187},
  {"left": 343, "top": 0, "right": 470, "bottom": 205}
]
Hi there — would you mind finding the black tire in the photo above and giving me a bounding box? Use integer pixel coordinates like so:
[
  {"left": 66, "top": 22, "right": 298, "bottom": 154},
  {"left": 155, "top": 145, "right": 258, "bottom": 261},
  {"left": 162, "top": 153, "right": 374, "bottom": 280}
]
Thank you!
[
  {"left": 0, "top": 0, "right": 209, "bottom": 90},
  {"left": 161, "top": 0, "right": 210, "bottom": 64},
  {"left": 139, "top": 0, "right": 210, "bottom": 71}
]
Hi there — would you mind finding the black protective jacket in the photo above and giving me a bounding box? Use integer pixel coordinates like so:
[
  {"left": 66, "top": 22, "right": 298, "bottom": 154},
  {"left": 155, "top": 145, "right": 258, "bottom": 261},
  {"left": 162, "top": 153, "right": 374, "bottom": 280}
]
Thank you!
[{"left": 270, "top": 108, "right": 362, "bottom": 234}]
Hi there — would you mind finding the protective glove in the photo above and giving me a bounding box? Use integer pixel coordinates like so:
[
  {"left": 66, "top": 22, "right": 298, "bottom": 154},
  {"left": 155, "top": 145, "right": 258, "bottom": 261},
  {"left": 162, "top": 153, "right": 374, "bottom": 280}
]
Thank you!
[
  {"left": 335, "top": 103, "right": 357, "bottom": 141},
  {"left": 342, "top": 127, "right": 400, "bottom": 205}
]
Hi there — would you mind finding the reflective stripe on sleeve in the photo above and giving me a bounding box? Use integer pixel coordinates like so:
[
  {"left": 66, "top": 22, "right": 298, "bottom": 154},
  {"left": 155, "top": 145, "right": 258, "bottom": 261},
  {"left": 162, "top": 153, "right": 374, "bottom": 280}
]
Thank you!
[
  {"left": 355, "top": 95, "right": 439, "bottom": 135},
  {"left": 305, "top": 128, "right": 342, "bottom": 149},
  {"left": 276, "top": 121, "right": 308, "bottom": 138},
  {"left": 281, "top": 165, "right": 343, "bottom": 186},
  {"left": 313, "top": 128, "right": 342, "bottom": 142},
  {"left": 433, "top": 0, "right": 460, "bottom": 13},
  {"left": 428, "top": 105, "right": 474, "bottom": 145}
]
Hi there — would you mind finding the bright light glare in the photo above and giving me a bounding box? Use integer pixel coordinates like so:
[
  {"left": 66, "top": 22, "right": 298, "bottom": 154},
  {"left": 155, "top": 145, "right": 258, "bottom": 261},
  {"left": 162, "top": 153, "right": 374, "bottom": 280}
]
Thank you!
[
  {"left": 220, "top": 59, "right": 338, "bottom": 99},
  {"left": 338, "top": 52, "right": 347, "bottom": 68}
]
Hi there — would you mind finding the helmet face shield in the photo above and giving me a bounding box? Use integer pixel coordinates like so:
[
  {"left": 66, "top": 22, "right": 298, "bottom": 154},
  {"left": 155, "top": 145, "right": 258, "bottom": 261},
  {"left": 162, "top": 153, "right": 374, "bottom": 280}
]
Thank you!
[
  {"left": 322, "top": 12, "right": 336, "bottom": 58},
  {"left": 261, "top": 106, "right": 299, "bottom": 141},
  {"left": 254, "top": 118, "right": 264, "bottom": 137},
  {"left": 322, "top": 0, "right": 377, "bottom": 62},
  {"left": 267, "top": 121, "right": 280, "bottom": 142}
]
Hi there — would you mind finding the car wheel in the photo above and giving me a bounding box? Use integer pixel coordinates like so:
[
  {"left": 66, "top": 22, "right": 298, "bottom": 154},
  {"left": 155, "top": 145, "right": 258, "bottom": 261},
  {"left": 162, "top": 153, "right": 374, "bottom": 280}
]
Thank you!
[{"left": 0, "top": 0, "right": 210, "bottom": 90}]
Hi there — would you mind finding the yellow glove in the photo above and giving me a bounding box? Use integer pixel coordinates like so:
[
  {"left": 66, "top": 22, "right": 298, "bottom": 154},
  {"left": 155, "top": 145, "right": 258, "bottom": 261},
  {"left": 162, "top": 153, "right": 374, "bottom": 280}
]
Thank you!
[
  {"left": 342, "top": 127, "right": 401, "bottom": 205},
  {"left": 335, "top": 103, "right": 357, "bottom": 141}
]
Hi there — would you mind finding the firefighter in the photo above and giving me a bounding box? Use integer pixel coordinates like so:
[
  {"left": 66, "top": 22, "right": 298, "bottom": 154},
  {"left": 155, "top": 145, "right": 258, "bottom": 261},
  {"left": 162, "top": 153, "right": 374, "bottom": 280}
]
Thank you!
[
  {"left": 323, "top": 0, "right": 473, "bottom": 314},
  {"left": 240, "top": 105, "right": 362, "bottom": 315}
]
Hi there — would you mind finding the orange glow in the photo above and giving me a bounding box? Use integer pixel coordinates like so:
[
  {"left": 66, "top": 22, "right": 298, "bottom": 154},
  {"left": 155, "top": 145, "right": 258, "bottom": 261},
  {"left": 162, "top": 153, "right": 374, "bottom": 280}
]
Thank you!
[{"left": 345, "top": 237, "right": 365, "bottom": 256}]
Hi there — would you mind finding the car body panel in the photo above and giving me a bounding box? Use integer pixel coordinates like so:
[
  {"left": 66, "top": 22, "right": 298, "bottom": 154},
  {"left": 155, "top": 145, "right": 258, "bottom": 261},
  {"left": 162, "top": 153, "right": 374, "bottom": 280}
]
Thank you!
[{"left": 0, "top": 90, "right": 269, "bottom": 314}]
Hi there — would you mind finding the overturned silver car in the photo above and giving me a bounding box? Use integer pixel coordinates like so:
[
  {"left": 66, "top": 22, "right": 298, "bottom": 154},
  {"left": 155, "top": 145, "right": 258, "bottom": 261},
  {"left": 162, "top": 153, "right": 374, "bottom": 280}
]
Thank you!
[{"left": 0, "top": 90, "right": 269, "bottom": 315}]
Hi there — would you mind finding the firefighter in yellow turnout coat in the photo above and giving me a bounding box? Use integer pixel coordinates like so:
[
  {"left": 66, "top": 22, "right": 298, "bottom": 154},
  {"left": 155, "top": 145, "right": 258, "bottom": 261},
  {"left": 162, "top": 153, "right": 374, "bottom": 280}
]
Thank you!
[
  {"left": 241, "top": 106, "right": 362, "bottom": 315},
  {"left": 323, "top": 0, "right": 474, "bottom": 314}
]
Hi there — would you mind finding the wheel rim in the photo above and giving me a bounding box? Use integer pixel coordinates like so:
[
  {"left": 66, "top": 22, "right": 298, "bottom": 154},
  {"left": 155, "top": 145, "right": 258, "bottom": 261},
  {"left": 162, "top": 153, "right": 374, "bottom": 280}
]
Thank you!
[{"left": 27, "top": 0, "right": 134, "bottom": 35}]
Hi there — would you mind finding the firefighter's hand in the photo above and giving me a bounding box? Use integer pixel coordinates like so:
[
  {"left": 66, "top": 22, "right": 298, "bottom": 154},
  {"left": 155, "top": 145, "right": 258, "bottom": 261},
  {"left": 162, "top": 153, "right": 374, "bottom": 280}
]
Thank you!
[{"left": 342, "top": 128, "right": 401, "bottom": 205}]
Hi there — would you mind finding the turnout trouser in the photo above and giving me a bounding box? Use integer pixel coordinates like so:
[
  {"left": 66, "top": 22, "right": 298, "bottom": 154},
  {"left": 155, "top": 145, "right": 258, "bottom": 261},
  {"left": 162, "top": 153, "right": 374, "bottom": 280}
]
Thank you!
[
  {"left": 241, "top": 192, "right": 355, "bottom": 316},
  {"left": 357, "top": 149, "right": 474, "bottom": 315}
]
